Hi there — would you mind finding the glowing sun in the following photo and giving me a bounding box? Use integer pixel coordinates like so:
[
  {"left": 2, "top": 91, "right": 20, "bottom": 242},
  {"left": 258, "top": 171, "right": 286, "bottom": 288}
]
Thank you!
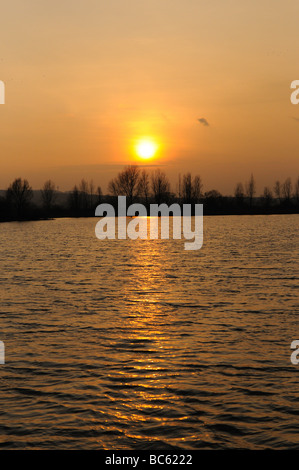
[{"left": 135, "top": 139, "right": 158, "bottom": 160}]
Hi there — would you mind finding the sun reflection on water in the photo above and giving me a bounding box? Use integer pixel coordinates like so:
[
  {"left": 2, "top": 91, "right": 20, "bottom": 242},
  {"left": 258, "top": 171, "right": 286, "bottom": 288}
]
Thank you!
[{"left": 99, "top": 235, "right": 198, "bottom": 448}]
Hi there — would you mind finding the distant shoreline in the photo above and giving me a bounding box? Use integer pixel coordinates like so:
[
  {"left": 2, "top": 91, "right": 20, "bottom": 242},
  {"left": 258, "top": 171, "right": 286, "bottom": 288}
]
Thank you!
[
  {"left": 1, "top": 209, "right": 298, "bottom": 224},
  {"left": 2, "top": 171, "right": 299, "bottom": 224}
]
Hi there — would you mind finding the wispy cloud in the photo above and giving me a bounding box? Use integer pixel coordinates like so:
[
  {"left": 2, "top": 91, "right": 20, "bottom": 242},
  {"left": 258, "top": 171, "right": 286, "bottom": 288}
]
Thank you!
[{"left": 197, "top": 117, "right": 209, "bottom": 127}]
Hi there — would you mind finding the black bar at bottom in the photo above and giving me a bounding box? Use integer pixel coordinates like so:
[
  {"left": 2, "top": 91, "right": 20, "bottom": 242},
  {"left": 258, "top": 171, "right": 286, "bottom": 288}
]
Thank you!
[{"left": 0, "top": 450, "right": 292, "bottom": 468}]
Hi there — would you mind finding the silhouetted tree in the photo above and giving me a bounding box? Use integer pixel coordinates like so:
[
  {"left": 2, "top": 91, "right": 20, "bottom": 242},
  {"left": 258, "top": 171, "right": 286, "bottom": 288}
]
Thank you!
[
  {"left": 234, "top": 182, "right": 245, "bottom": 204},
  {"left": 182, "top": 173, "right": 192, "bottom": 203},
  {"left": 69, "top": 179, "right": 95, "bottom": 213},
  {"left": 41, "top": 179, "right": 56, "bottom": 215},
  {"left": 88, "top": 180, "right": 95, "bottom": 210},
  {"left": 282, "top": 177, "right": 292, "bottom": 202},
  {"left": 192, "top": 175, "right": 203, "bottom": 203},
  {"left": 69, "top": 185, "right": 81, "bottom": 215},
  {"left": 108, "top": 165, "right": 141, "bottom": 204},
  {"left": 96, "top": 186, "right": 102, "bottom": 205},
  {"left": 262, "top": 186, "right": 273, "bottom": 208},
  {"left": 79, "top": 179, "right": 89, "bottom": 212},
  {"left": 177, "top": 173, "right": 182, "bottom": 201},
  {"left": 151, "top": 169, "right": 170, "bottom": 204},
  {"left": 181, "top": 173, "right": 203, "bottom": 203},
  {"left": 245, "top": 174, "right": 256, "bottom": 208},
  {"left": 274, "top": 180, "right": 281, "bottom": 203},
  {"left": 234, "top": 182, "right": 245, "bottom": 211},
  {"left": 137, "top": 170, "right": 150, "bottom": 205},
  {"left": 6, "top": 178, "right": 33, "bottom": 219}
]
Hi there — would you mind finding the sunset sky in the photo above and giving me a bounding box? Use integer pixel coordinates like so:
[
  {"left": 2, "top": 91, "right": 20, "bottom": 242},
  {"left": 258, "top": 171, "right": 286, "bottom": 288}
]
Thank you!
[{"left": 0, "top": 0, "right": 298, "bottom": 194}]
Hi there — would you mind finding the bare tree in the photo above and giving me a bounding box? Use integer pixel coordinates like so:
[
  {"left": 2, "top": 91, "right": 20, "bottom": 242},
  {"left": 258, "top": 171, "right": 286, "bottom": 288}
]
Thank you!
[
  {"left": 274, "top": 180, "right": 281, "bottom": 203},
  {"left": 69, "top": 179, "right": 95, "bottom": 213},
  {"left": 41, "top": 179, "right": 56, "bottom": 214},
  {"left": 282, "top": 177, "right": 292, "bottom": 202},
  {"left": 79, "top": 179, "right": 89, "bottom": 211},
  {"left": 234, "top": 182, "right": 245, "bottom": 201},
  {"left": 182, "top": 173, "right": 192, "bottom": 204},
  {"left": 108, "top": 165, "right": 141, "bottom": 204},
  {"left": 151, "top": 169, "right": 170, "bottom": 204},
  {"left": 96, "top": 186, "right": 102, "bottom": 205},
  {"left": 245, "top": 174, "right": 256, "bottom": 207},
  {"left": 182, "top": 173, "right": 192, "bottom": 203},
  {"left": 69, "top": 185, "right": 81, "bottom": 214},
  {"left": 107, "top": 178, "right": 118, "bottom": 198},
  {"left": 262, "top": 186, "right": 273, "bottom": 207},
  {"left": 6, "top": 178, "right": 33, "bottom": 217},
  {"left": 137, "top": 170, "right": 150, "bottom": 205},
  {"left": 88, "top": 180, "right": 95, "bottom": 209},
  {"left": 181, "top": 173, "right": 202, "bottom": 203},
  {"left": 177, "top": 173, "right": 182, "bottom": 201},
  {"left": 192, "top": 175, "right": 203, "bottom": 203}
]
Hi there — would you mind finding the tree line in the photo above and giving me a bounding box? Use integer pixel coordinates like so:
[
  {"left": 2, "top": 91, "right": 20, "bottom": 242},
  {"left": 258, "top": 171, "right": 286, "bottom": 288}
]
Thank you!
[{"left": 0, "top": 166, "right": 298, "bottom": 221}]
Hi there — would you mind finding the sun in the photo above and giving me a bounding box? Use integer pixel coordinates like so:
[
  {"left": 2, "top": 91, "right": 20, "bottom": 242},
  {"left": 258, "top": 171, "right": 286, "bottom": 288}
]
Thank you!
[{"left": 135, "top": 139, "right": 158, "bottom": 160}]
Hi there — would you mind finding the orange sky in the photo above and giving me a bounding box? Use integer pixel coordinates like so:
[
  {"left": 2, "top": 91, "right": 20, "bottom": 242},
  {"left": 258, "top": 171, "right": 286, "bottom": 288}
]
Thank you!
[{"left": 0, "top": 0, "right": 299, "bottom": 194}]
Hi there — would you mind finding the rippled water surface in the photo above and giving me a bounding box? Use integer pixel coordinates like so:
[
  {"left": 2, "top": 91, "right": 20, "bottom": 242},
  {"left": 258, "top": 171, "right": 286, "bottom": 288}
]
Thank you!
[{"left": 0, "top": 215, "right": 298, "bottom": 449}]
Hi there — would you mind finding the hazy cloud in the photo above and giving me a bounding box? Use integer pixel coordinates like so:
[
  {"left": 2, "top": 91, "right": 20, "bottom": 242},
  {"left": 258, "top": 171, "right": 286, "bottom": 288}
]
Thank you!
[{"left": 197, "top": 117, "right": 209, "bottom": 126}]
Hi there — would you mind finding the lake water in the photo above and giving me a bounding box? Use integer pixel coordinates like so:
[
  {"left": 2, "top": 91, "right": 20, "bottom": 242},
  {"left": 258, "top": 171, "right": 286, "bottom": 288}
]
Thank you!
[{"left": 0, "top": 215, "right": 298, "bottom": 449}]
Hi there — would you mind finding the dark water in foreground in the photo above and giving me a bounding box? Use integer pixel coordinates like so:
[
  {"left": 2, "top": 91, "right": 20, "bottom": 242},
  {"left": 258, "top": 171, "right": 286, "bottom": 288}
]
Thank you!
[{"left": 0, "top": 215, "right": 298, "bottom": 449}]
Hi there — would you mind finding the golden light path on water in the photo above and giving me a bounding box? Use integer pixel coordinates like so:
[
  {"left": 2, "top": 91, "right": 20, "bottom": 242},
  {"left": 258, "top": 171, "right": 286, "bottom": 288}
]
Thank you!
[{"left": 99, "top": 237, "right": 188, "bottom": 447}]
